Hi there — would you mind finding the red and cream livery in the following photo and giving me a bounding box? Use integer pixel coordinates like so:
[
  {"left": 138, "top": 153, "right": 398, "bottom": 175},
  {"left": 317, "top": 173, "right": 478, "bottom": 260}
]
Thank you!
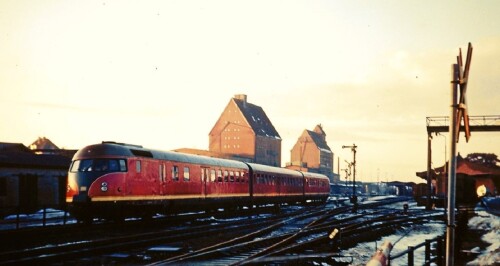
[{"left": 66, "top": 142, "right": 330, "bottom": 220}]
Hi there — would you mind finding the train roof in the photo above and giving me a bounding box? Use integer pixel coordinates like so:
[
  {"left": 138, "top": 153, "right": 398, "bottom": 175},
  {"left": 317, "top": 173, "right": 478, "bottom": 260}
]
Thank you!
[
  {"left": 73, "top": 142, "right": 249, "bottom": 169},
  {"left": 247, "top": 163, "right": 304, "bottom": 178},
  {"left": 301, "top": 171, "right": 331, "bottom": 181}
]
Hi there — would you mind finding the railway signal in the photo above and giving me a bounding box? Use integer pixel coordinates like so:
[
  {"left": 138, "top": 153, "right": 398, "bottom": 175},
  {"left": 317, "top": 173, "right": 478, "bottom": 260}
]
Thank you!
[
  {"left": 342, "top": 144, "right": 357, "bottom": 209},
  {"left": 454, "top": 42, "right": 473, "bottom": 142}
]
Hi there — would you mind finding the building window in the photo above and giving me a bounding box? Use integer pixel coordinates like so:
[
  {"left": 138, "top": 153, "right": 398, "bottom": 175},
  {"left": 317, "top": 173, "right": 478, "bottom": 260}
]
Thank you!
[{"left": 184, "top": 167, "right": 190, "bottom": 181}]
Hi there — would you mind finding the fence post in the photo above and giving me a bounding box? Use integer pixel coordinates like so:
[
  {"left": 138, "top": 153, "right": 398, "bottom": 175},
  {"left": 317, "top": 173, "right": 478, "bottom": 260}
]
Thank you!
[
  {"left": 15, "top": 208, "right": 20, "bottom": 230},
  {"left": 42, "top": 206, "right": 47, "bottom": 226},
  {"left": 63, "top": 206, "right": 68, "bottom": 225},
  {"left": 407, "top": 246, "right": 414, "bottom": 266},
  {"left": 425, "top": 239, "right": 431, "bottom": 265},
  {"left": 436, "top": 237, "right": 443, "bottom": 266}
]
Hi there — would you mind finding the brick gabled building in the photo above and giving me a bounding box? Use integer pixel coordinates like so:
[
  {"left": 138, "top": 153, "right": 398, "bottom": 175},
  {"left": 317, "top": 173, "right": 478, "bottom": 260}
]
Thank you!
[
  {"left": 288, "top": 124, "right": 335, "bottom": 182},
  {"left": 209, "top": 94, "right": 282, "bottom": 167}
]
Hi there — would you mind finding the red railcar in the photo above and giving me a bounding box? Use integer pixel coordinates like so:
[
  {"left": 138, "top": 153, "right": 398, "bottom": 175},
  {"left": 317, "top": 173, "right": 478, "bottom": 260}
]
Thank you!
[
  {"left": 247, "top": 163, "right": 305, "bottom": 206},
  {"left": 67, "top": 142, "right": 329, "bottom": 221},
  {"left": 303, "top": 171, "right": 331, "bottom": 202}
]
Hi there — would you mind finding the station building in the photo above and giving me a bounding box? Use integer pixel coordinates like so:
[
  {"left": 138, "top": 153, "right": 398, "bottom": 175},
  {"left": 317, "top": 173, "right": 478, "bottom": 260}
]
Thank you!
[{"left": 0, "top": 138, "right": 75, "bottom": 215}]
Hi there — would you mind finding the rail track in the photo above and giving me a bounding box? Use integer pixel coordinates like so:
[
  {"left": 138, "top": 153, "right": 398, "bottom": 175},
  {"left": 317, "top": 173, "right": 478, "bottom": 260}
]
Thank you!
[
  {"left": 0, "top": 196, "right": 443, "bottom": 265},
  {"left": 0, "top": 204, "right": 317, "bottom": 265},
  {"left": 152, "top": 198, "right": 443, "bottom": 265}
]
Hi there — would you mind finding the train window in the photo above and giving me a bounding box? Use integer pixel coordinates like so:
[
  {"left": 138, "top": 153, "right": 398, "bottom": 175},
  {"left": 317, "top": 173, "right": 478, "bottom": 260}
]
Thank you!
[
  {"left": 217, "top": 170, "right": 222, "bottom": 182},
  {"left": 136, "top": 161, "right": 141, "bottom": 173},
  {"left": 172, "top": 166, "right": 179, "bottom": 181},
  {"left": 235, "top": 172, "right": 240, "bottom": 182},
  {"left": 210, "top": 169, "right": 216, "bottom": 182},
  {"left": 108, "top": 160, "right": 118, "bottom": 171},
  {"left": 119, "top": 160, "right": 127, "bottom": 171},
  {"left": 184, "top": 167, "right": 190, "bottom": 181},
  {"left": 70, "top": 160, "right": 82, "bottom": 172},
  {"left": 229, "top": 171, "right": 234, "bottom": 182},
  {"left": 70, "top": 159, "right": 127, "bottom": 172},
  {"left": 201, "top": 168, "right": 206, "bottom": 182},
  {"left": 224, "top": 171, "right": 229, "bottom": 182}
]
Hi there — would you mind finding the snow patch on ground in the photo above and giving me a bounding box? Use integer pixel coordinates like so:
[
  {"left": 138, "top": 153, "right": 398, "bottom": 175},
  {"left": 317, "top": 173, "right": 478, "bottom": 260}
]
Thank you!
[
  {"left": 466, "top": 210, "right": 500, "bottom": 266},
  {"left": 346, "top": 221, "right": 445, "bottom": 266}
]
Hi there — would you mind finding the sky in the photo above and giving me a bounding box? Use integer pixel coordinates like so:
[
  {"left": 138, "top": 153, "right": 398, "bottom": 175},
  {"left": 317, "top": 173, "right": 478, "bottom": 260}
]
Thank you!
[{"left": 1, "top": 1, "right": 499, "bottom": 183}]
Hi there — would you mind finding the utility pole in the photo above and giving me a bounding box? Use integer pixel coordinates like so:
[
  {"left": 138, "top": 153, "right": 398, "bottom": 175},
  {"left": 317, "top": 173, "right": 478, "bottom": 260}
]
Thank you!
[
  {"left": 447, "top": 64, "right": 459, "bottom": 266},
  {"left": 446, "top": 43, "right": 472, "bottom": 266},
  {"left": 342, "top": 144, "right": 357, "bottom": 209}
]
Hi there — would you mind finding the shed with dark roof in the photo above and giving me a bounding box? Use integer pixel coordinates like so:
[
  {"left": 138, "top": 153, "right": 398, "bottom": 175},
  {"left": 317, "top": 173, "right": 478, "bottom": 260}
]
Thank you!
[
  {"left": 0, "top": 141, "right": 74, "bottom": 215},
  {"left": 416, "top": 154, "right": 500, "bottom": 204}
]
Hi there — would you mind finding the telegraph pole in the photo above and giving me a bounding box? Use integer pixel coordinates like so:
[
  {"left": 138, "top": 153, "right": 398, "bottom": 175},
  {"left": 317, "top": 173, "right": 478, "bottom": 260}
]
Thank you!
[{"left": 342, "top": 144, "right": 357, "bottom": 208}]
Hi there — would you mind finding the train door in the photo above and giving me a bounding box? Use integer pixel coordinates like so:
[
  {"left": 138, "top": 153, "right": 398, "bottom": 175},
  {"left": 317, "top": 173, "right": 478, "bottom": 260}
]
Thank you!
[
  {"left": 276, "top": 174, "right": 281, "bottom": 197},
  {"left": 159, "top": 163, "right": 167, "bottom": 195},
  {"left": 201, "top": 167, "right": 209, "bottom": 197}
]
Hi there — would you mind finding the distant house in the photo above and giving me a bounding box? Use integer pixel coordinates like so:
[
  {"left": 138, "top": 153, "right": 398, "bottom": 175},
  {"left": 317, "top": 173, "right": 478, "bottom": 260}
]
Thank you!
[
  {"left": 0, "top": 139, "right": 75, "bottom": 215},
  {"left": 288, "top": 124, "right": 336, "bottom": 183},
  {"left": 209, "top": 94, "right": 282, "bottom": 167}
]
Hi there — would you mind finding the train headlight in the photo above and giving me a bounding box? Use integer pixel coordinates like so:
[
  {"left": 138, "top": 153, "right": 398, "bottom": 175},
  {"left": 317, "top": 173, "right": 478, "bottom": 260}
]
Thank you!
[{"left": 101, "top": 182, "right": 108, "bottom": 192}]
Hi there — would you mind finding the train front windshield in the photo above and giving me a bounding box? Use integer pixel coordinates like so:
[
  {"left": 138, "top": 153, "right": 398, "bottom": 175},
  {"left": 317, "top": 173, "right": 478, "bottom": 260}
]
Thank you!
[{"left": 70, "top": 159, "right": 127, "bottom": 173}]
